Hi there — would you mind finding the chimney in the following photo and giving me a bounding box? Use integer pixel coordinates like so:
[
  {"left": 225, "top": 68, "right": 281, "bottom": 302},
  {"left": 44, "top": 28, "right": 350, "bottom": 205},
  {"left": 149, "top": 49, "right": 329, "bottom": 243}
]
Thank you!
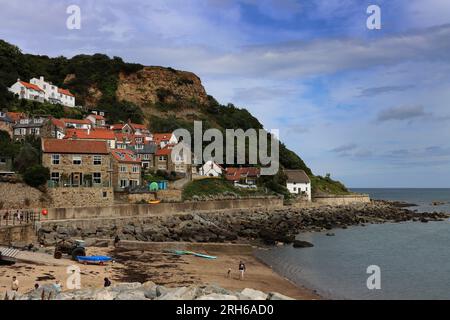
[
  {"left": 17, "top": 78, "right": 20, "bottom": 82},
  {"left": 87, "top": 127, "right": 90, "bottom": 135},
  {"left": 40, "top": 76, "right": 44, "bottom": 82}
]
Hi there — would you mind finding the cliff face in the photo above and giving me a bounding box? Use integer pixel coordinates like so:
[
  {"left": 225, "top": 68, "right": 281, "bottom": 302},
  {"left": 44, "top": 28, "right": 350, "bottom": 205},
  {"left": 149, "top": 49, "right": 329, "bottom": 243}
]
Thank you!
[{"left": 116, "top": 67, "right": 208, "bottom": 107}]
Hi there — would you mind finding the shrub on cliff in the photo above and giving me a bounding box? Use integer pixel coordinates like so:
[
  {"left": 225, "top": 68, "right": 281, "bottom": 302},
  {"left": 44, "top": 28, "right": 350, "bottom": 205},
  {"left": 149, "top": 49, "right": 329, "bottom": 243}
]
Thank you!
[{"left": 23, "top": 165, "right": 49, "bottom": 188}]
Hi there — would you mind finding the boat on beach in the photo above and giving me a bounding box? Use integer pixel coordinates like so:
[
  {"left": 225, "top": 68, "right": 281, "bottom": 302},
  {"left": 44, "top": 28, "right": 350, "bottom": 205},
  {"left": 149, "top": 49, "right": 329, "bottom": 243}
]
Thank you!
[{"left": 77, "top": 255, "right": 112, "bottom": 265}]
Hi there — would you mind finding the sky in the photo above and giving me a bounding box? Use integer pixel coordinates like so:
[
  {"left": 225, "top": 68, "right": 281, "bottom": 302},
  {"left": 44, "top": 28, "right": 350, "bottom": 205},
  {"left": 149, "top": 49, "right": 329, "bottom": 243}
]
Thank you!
[{"left": 1, "top": 0, "right": 449, "bottom": 188}]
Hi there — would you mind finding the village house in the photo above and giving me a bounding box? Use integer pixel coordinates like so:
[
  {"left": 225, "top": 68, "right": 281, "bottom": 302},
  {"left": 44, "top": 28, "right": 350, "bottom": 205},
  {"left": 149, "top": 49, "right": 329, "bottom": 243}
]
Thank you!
[
  {"left": 12, "top": 116, "right": 49, "bottom": 140},
  {"left": 130, "top": 143, "right": 157, "bottom": 171},
  {"left": 47, "top": 118, "right": 66, "bottom": 139},
  {"left": 65, "top": 128, "right": 116, "bottom": 149},
  {"left": 9, "top": 77, "right": 76, "bottom": 107},
  {"left": 111, "top": 121, "right": 152, "bottom": 137},
  {"left": 225, "top": 167, "right": 260, "bottom": 186},
  {"left": 0, "top": 111, "right": 13, "bottom": 137},
  {"left": 285, "top": 169, "right": 312, "bottom": 201},
  {"left": 61, "top": 118, "right": 91, "bottom": 130},
  {"left": 8, "top": 79, "right": 45, "bottom": 102},
  {"left": 42, "top": 139, "right": 112, "bottom": 188},
  {"left": 86, "top": 114, "right": 106, "bottom": 127},
  {"left": 153, "top": 133, "right": 178, "bottom": 149},
  {"left": 110, "top": 149, "right": 142, "bottom": 191},
  {"left": 199, "top": 160, "right": 223, "bottom": 177},
  {"left": 155, "top": 143, "right": 192, "bottom": 174},
  {"left": 0, "top": 155, "right": 13, "bottom": 173}
]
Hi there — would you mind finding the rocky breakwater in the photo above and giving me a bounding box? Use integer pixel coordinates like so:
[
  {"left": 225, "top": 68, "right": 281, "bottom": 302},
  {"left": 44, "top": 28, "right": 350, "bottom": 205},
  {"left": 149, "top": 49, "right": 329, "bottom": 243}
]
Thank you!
[
  {"left": 38, "top": 201, "right": 449, "bottom": 246},
  {"left": 5, "top": 282, "right": 293, "bottom": 301}
]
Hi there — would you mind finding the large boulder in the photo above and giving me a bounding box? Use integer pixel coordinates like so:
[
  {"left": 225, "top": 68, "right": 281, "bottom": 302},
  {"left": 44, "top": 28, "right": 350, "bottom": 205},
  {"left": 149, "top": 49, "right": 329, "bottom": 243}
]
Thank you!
[
  {"left": 158, "top": 286, "right": 198, "bottom": 300},
  {"left": 239, "top": 288, "right": 267, "bottom": 300},
  {"left": 292, "top": 240, "right": 314, "bottom": 248},
  {"left": 110, "top": 282, "right": 143, "bottom": 292}
]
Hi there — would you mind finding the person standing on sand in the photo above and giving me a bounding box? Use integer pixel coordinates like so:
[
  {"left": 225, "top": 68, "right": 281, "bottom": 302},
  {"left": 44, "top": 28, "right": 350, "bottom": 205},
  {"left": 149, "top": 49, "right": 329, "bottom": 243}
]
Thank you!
[
  {"left": 11, "top": 276, "right": 19, "bottom": 292},
  {"left": 104, "top": 277, "right": 111, "bottom": 287},
  {"left": 114, "top": 235, "right": 120, "bottom": 247},
  {"left": 238, "top": 261, "right": 246, "bottom": 280}
]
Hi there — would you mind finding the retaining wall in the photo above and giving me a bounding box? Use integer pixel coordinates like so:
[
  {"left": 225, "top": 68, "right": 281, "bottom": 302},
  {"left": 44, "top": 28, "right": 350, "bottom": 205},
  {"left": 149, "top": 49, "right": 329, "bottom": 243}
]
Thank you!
[
  {"left": 42, "top": 197, "right": 284, "bottom": 221},
  {"left": 313, "top": 194, "right": 370, "bottom": 205}
]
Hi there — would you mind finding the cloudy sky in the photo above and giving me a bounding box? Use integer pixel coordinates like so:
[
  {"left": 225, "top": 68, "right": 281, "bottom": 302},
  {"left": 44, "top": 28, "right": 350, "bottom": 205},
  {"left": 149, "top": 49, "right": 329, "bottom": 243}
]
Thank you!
[{"left": 1, "top": 0, "right": 450, "bottom": 187}]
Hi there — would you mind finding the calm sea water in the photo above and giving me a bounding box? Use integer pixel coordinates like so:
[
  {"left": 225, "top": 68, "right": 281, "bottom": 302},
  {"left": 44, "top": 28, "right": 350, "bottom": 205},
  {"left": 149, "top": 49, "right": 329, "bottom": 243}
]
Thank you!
[{"left": 255, "top": 189, "right": 450, "bottom": 300}]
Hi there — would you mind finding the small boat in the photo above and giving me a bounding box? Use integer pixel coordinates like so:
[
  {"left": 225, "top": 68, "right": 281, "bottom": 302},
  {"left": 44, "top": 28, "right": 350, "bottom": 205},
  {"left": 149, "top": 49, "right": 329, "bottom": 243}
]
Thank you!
[
  {"left": 172, "top": 250, "right": 217, "bottom": 260},
  {"left": 148, "top": 200, "right": 161, "bottom": 204},
  {"left": 77, "top": 255, "right": 112, "bottom": 265}
]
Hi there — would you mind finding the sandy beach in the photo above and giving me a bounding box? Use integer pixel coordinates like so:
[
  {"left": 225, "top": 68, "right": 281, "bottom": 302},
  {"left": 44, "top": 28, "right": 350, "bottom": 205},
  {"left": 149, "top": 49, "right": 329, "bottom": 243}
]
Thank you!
[{"left": 0, "top": 242, "right": 320, "bottom": 300}]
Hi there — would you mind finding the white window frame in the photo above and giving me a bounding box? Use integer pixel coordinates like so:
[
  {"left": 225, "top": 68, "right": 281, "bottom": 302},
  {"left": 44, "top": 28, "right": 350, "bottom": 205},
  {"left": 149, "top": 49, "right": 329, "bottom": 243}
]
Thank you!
[
  {"left": 93, "top": 172, "right": 102, "bottom": 184},
  {"left": 52, "top": 154, "right": 60, "bottom": 165},
  {"left": 132, "top": 165, "right": 139, "bottom": 173},
  {"left": 51, "top": 172, "right": 60, "bottom": 183},
  {"left": 93, "top": 155, "right": 102, "bottom": 165},
  {"left": 73, "top": 155, "right": 82, "bottom": 165},
  {"left": 120, "top": 165, "right": 127, "bottom": 173},
  {"left": 120, "top": 179, "right": 128, "bottom": 188}
]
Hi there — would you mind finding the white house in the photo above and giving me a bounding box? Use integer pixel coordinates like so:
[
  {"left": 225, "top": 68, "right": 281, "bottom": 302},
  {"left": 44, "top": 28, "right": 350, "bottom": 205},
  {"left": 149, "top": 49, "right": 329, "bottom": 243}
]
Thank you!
[
  {"left": 10, "top": 77, "right": 75, "bottom": 107},
  {"left": 199, "top": 160, "right": 223, "bottom": 177},
  {"left": 9, "top": 80, "right": 45, "bottom": 102},
  {"left": 285, "top": 170, "right": 312, "bottom": 201},
  {"left": 86, "top": 114, "right": 106, "bottom": 127}
]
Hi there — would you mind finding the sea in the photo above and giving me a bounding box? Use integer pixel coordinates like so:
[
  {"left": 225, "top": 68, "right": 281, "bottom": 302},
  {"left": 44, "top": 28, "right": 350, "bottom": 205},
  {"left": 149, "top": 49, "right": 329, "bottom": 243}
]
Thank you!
[{"left": 255, "top": 188, "right": 450, "bottom": 300}]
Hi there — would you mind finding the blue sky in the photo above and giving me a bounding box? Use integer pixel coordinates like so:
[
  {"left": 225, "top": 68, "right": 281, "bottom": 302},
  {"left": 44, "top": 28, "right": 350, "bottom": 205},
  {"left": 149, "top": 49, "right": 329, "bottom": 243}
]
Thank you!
[{"left": 1, "top": 0, "right": 450, "bottom": 187}]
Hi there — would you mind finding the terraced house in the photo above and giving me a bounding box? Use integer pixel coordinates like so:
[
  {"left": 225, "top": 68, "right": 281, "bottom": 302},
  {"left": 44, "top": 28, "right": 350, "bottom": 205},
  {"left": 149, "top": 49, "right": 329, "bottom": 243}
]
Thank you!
[
  {"left": 42, "top": 138, "right": 112, "bottom": 188},
  {"left": 110, "top": 149, "right": 142, "bottom": 191}
]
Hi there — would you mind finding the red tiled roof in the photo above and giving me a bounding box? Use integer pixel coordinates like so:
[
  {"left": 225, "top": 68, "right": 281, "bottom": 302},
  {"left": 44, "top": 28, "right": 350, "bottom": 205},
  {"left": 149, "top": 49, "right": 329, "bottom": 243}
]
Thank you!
[
  {"left": 19, "top": 81, "right": 44, "bottom": 92},
  {"left": 156, "top": 145, "right": 173, "bottom": 156},
  {"left": 42, "top": 139, "right": 109, "bottom": 154},
  {"left": 51, "top": 118, "right": 65, "bottom": 129},
  {"left": 61, "top": 118, "right": 91, "bottom": 125},
  {"left": 225, "top": 167, "right": 260, "bottom": 181},
  {"left": 130, "top": 123, "right": 147, "bottom": 130},
  {"left": 111, "top": 149, "right": 141, "bottom": 163},
  {"left": 58, "top": 88, "right": 74, "bottom": 97},
  {"left": 153, "top": 133, "right": 173, "bottom": 143},
  {"left": 65, "top": 128, "right": 115, "bottom": 140},
  {"left": 111, "top": 124, "right": 124, "bottom": 130},
  {"left": 7, "top": 112, "right": 26, "bottom": 123}
]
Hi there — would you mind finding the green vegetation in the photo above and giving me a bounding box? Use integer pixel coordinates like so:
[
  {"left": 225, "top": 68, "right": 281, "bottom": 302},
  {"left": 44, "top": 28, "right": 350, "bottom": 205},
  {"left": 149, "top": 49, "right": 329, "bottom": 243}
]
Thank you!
[
  {"left": 182, "top": 178, "right": 265, "bottom": 201},
  {"left": 0, "top": 40, "right": 144, "bottom": 123},
  {"left": 23, "top": 164, "right": 49, "bottom": 188},
  {"left": 311, "top": 174, "right": 350, "bottom": 195}
]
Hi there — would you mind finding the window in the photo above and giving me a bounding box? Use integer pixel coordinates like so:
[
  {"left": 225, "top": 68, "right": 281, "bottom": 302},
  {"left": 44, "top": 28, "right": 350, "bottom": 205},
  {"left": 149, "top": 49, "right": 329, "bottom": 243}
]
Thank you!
[
  {"left": 0, "top": 158, "right": 6, "bottom": 164},
  {"left": 93, "top": 172, "right": 101, "bottom": 184},
  {"left": 132, "top": 165, "right": 139, "bottom": 173},
  {"left": 120, "top": 179, "right": 128, "bottom": 188},
  {"left": 73, "top": 155, "right": 82, "bottom": 165},
  {"left": 102, "top": 191, "right": 107, "bottom": 198},
  {"left": 293, "top": 187, "right": 297, "bottom": 192},
  {"left": 143, "top": 154, "right": 150, "bottom": 160},
  {"left": 30, "top": 128, "right": 40, "bottom": 135},
  {"left": 120, "top": 165, "right": 127, "bottom": 173},
  {"left": 52, "top": 154, "right": 60, "bottom": 165},
  {"left": 51, "top": 172, "right": 60, "bottom": 182},
  {"left": 135, "top": 144, "right": 143, "bottom": 150},
  {"left": 93, "top": 155, "right": 102, "bottom": 165},
  {"left": 159, "top": 156, "right": 166, "bottom": 161}
]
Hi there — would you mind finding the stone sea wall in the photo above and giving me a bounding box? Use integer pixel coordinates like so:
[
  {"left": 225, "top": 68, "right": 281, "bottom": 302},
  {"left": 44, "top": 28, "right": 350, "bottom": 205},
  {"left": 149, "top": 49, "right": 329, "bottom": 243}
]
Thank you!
[{"left": 37, "top": 201, "right": 449, "bottom": 246}]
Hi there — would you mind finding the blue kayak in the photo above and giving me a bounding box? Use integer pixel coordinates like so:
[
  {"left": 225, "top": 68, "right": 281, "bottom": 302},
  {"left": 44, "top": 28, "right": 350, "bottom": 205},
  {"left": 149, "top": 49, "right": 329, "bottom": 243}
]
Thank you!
[{"left": 77, "top": 255, "right": 112, "bottom": 264}]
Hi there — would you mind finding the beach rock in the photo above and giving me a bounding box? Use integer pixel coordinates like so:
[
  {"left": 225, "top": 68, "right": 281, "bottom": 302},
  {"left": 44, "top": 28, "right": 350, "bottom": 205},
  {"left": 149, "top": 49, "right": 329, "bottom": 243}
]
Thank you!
[
  {"left": 267, "top": 292, "right": 295, "bottom": 300},
  {"left": 293, "top": 240, "right": 314, "bottom": 248},
  {"left": 115, "top": 290, "right": 147, "bottom": 300},
  {"left": 158, "top": 286, "right": 198, "bottom": 300},
  {"left": 196, "top": 293, "right": 239, "bottom": 300},
  {"left": 110, "top": 282, "right": 143, "bottom": 292},
  {"left": 93, "top": 289, "right": 117, "bottom": 300},
  {"left": 239, "top": 288, "right": 268, "bottom": 300}
]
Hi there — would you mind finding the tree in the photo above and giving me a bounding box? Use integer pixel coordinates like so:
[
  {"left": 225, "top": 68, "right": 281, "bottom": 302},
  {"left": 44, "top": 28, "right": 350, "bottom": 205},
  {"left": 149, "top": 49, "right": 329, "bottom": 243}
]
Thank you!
[
  {"left": 14, "top": 143, "right": 40, "bottom": 173},
  {"left": 23, "top": 165, "right": 49, "bottom": 188}
]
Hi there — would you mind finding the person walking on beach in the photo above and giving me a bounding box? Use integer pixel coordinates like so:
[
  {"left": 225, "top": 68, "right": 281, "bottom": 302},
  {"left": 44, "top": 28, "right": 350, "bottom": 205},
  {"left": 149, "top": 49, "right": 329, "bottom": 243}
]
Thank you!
[
  {"left": 11, "top": 276, "right": 19, "bottom": 292},
  {"left": 114, "top": 235, "right": 121, "bottom": 247},
  {"left": 238, "top": 261, "right": 246, "bottom": 280}
]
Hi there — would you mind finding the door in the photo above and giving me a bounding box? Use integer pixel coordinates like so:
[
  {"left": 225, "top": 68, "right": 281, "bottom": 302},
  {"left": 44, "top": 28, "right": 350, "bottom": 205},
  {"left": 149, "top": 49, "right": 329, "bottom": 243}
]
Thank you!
[{"left": 72, "top": 173, "right": 82, "bottom": 187}]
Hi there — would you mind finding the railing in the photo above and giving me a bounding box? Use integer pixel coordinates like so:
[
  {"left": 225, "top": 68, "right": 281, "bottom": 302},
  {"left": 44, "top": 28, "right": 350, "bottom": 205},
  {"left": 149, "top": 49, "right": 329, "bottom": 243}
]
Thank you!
[{"left": 0, "top": 209, "right": 41, "bottom": 228}]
